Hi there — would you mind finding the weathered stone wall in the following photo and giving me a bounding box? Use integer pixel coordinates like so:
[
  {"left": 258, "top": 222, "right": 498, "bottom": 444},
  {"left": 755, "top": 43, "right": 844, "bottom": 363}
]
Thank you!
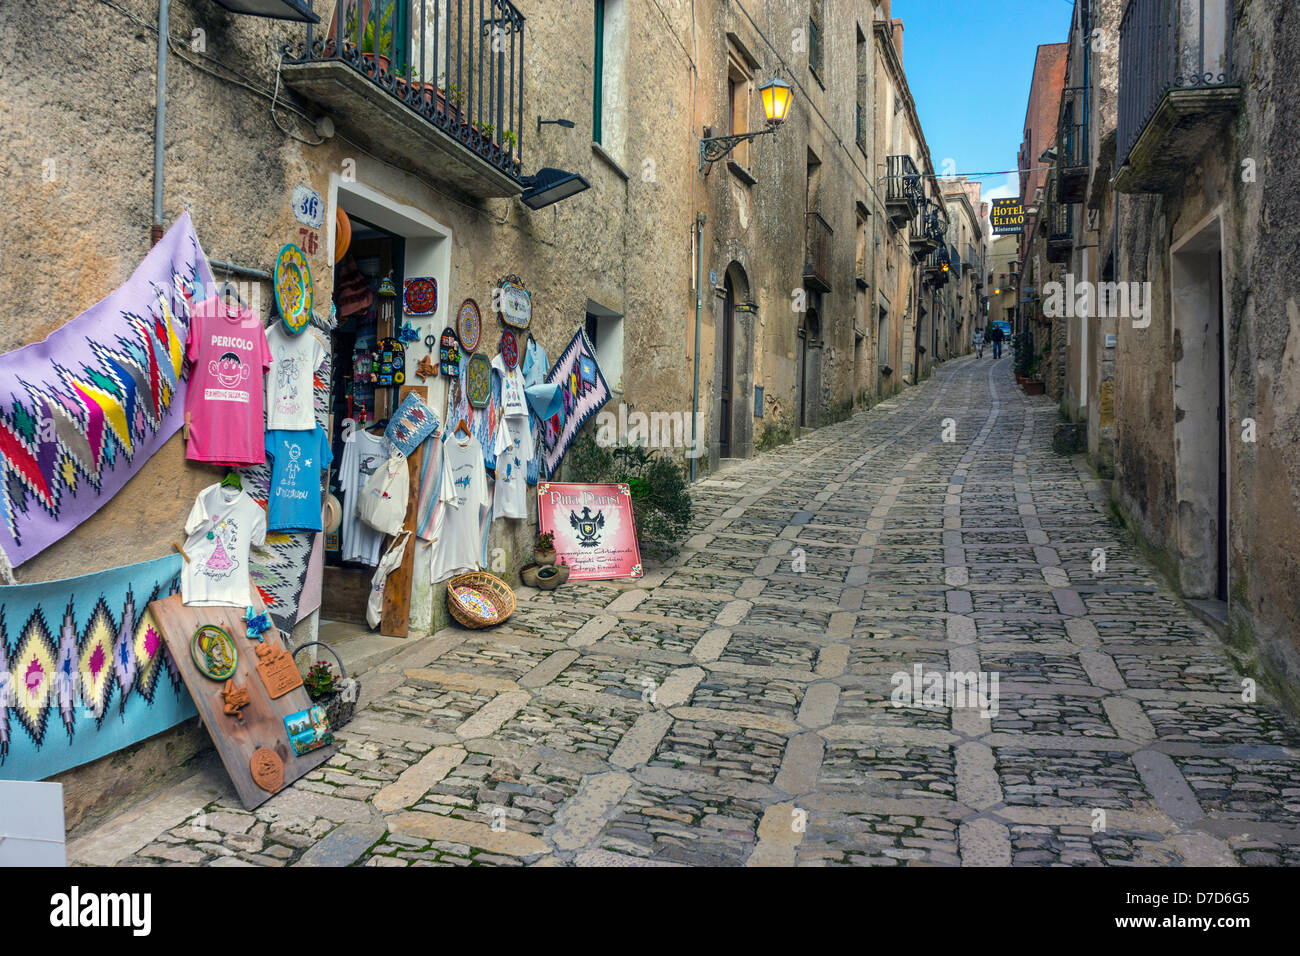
[{"left": 1111, "top": 0, "right": 1300, "bottom": 700}]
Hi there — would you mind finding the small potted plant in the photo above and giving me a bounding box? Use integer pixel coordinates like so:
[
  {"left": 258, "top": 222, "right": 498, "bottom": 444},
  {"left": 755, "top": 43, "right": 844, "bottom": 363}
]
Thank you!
[
  {"left": 299, "top": 653, "right": 359, "bottom": 729},
  {"left": 535, "top": 565, "right": 562, "bottom": 590},
  {"left": 551, "top": 556, "right": 570, "bottom": 586},
  {"left": 534, "top": 531, "right": 556, "bottom": 565}
]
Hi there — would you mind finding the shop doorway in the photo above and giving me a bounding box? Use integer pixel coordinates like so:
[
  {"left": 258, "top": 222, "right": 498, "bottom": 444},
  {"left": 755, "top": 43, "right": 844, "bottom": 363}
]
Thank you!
[
  {"left": 798, "top": 301, "right": 821, "bottom": 430},
  {"left": 322, "top": 177, "right": 451, "bottom": 626},
  {"left": 1170, "top": 212, "right": 1228, "bottom": 602}
]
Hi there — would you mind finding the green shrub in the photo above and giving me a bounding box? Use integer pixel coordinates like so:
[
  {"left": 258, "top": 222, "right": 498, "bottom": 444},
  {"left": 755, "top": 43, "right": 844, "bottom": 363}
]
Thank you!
[{"left": 565, "top": 433, "right": 693, "bottom": 558}]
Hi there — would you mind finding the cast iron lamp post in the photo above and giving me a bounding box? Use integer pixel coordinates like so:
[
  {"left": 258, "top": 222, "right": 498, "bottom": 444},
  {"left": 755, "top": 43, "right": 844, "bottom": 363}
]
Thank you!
[{"left": 699, "top": 77, "right": 793, "bottom": 172}]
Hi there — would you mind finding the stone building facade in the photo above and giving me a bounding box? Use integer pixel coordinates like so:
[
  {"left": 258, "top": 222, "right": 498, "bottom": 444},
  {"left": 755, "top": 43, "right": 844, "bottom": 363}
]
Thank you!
[
  {"left": 0, "top": 0, "right": 945, "bottom": 822},
  {"left": 1041, "top": 0, "right": 1300, "bottom": 709}
]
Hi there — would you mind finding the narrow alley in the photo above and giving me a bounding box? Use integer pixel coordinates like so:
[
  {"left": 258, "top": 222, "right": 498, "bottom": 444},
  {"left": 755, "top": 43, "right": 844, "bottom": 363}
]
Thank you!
[{"left": 69, "top": 355, "right": 1300, "bottom": 868}]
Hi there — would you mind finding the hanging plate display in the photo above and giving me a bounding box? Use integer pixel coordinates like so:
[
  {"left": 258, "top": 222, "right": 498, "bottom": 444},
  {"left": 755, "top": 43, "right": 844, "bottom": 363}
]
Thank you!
[
  {"left": 498, "top": 276, "right": 531, "bottom": 330},
  {"left": 466, "top": 353, "right": 492, "bottom": 408},
  {"left": 274, "top": 243, "right": 313, "bottom": 336},
  {"left": 376, "top": 336, "right": 405, "bottom": 386},
  {"left": 439, "top": 327, "right": 461, "bottom": 377},
  {"left": 457, "top": 298, "right": 482, "bottom": 351},
  {"left": 191, "top": 625, "right": 238, "bottom": 681},
  {"left": 403, "top": 276, "right": 438, "bottom": 316},
  {"left": 500, "top": 330, "right": 518, "bottom": 370}
]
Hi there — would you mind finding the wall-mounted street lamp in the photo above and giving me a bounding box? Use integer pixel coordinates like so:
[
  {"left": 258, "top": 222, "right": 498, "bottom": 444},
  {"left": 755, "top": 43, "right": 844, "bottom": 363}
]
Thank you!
[
  {"left": 699, "top": 77, "right": 793, "bottom": 173},
  {"left": 519, "top": 167, "right": 591, "bottom": 210},
  {"left": 538, "top": 117, "right": 576, "bottom": 133}
]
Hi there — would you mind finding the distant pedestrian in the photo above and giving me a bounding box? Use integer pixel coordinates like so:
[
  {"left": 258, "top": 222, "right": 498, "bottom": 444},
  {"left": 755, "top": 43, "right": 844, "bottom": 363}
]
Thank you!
[
  {"left": 991, "top": 323, "right": 1005, "bottom": 359},
  {"left": 973, "top": 327, "right": 984, "bottom": 358}
]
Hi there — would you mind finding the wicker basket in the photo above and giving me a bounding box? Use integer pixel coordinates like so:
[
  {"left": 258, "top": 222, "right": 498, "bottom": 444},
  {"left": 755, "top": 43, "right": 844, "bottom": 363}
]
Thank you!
[{"left": 447, "top": 571, "right": 516, "bottom": 628}]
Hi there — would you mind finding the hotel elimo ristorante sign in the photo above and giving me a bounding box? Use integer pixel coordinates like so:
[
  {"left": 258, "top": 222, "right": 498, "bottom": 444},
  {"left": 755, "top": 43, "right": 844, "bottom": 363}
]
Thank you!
[{"left": 991, "top": 198, "right": 1026, "bottom": 235}]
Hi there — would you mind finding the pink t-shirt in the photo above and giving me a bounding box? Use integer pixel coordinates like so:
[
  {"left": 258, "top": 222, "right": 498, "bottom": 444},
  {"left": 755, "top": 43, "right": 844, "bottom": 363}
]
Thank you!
[{"left": 185, "top": 296, "right": 272, "bottom": 465}]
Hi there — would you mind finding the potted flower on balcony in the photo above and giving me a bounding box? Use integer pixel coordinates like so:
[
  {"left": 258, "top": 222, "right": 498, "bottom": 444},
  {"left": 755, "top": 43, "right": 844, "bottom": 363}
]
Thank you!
[{"left": 353, "top": 1, "right": 394, "bottom": 76}]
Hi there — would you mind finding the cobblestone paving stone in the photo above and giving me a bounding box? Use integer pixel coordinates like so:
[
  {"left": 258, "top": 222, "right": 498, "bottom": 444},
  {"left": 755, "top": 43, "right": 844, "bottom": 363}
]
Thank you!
[{"left": 75, "top": 355, "right": 1300, "bottom": 867}]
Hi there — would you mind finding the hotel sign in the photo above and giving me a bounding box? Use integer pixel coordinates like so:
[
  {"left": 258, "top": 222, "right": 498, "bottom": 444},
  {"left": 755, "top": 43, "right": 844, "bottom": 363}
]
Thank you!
[{"left": 991, "top": 198, "right": 1026, "bottom": 236}]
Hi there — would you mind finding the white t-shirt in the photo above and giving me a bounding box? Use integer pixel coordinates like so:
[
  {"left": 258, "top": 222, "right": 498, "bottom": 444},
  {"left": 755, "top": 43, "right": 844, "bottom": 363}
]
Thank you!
[
  {"left": 182, "top": 484, "right": 267, "bottom": 607},
  {"left": 491, "top": 355, "right": 528, "bottom": 419},
  {"left": 339, "top": 429, "right": 388, "bottom": 565},
  {"left": 492, "top": 415, "right": 533, "bottom": 520},
  {"left": 265, "top": 324, "right": 325, "bottom": 430},
  {"left": 426, "top": 433, "right": 491, "bottom": 583}
]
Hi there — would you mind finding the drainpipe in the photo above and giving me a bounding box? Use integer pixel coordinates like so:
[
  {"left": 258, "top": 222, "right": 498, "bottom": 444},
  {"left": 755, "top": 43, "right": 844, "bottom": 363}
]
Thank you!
[
  {"left": 689, "top": 212, "right": 706, "bottom": 482},
  {"left": 151, "top": 0, "right": 170, "bottom": 245}
]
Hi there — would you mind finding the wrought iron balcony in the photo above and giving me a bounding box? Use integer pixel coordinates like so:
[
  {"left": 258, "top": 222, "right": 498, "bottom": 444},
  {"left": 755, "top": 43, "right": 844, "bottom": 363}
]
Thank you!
[
  {"left": 909, "top": 200, "right": 945, "bottom": 261},
  {"left": 1046, "top": 198, "right": 1074, "bottom": 264},
  {"left": 1116, "top": 0, "right": 1241, "bottom": 193},
  {"left": 803, "top": 211, "right": 834, "bottom": 293},
  {"left": 885, "top": 154, "right": 923, "bottom": 228},
  {"left": 282, "top": 0, "right": 526, "bottom": 198},
  {"left": 1057, "top": 86, "right": 1089, "bottom": 203},
  {"left": 924, "top": 244, "right": 951, "bottom": 287},
  {"left": 963, "top": 243, "right": 977, "bottom": 274}
]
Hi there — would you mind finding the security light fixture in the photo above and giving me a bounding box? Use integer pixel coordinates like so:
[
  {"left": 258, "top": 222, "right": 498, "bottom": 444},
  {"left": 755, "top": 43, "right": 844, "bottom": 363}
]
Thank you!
[
  {"left": 205, "top": 0, "right": 319, "bottom": 22},
  {"left": 519, "top": 167, "right": 591, "bottom": 210},
  {"left": 538, "top": 117, "right": 577, "bottom": 133},
  {"left": 699, "top": 76, "right": 793, "bottom": 172}
]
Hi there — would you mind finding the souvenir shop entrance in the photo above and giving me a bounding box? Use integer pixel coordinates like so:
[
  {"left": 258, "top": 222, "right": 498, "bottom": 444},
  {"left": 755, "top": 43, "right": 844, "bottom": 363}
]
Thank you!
[{"left": 321, "top": 182, "right": 452, "bottom": 625}]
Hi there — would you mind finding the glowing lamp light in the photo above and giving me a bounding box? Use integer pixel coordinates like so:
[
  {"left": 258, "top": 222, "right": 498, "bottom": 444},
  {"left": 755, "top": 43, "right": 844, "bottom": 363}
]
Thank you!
[{"left": 759, "top": 78, "right": 793, "bottom": 126}]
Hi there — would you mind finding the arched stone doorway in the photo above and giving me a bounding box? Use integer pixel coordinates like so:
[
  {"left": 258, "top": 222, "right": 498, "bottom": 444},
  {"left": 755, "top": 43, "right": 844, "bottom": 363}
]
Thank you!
[{"left": 714, "top": 262, "right": 755, "bottom": 464}]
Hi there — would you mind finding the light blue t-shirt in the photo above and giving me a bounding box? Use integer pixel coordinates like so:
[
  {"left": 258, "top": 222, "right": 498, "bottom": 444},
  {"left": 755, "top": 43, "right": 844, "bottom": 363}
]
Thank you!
[{"left": 265, "top": 425, "right": 333, "bottom": 532}]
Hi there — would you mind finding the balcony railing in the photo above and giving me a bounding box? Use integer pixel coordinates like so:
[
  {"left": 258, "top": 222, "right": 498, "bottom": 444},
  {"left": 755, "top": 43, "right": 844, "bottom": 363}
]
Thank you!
[
  {"left": 885, "top": 154, "right": 923, "bottom": 226},
  {"left": 909, "top": 199, "right": 946, "bottom": 261},
  {"left": 1046, "top": 199, "right": 1074, "bottom": 264},
  {"left": 1057, "top": 86, "right": 1089, "bottom": 202},
  {"left": 283, "top": 0, "right": 526, "bottom": 194},
  {"left": 924, "top": 244, "right": 951, "bottom": 287},
  {"left": 804, "top": 211, "right": 833, "bottom": 293},
  {"left": 1116, "top": 0, "right": 1240, "bottom": 191}
]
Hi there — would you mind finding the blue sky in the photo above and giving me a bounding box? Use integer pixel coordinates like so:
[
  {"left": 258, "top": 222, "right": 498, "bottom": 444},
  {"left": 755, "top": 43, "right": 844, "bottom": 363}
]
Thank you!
[{"left": 890, "top": 0, "right": 1074, "bottom": 205}]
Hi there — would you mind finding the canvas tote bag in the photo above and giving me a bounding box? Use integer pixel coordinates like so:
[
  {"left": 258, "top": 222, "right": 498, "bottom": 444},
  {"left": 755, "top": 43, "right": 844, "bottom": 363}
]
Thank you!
[
  {"left": 358, "top": 452, "right": 409, "bottom": 535},
  {"left": 367, "top": 531, "right": 411, "bottom": 629}
]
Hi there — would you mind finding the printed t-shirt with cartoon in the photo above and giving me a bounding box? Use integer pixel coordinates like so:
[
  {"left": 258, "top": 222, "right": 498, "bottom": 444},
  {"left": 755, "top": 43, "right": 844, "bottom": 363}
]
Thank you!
[
  {"left": 265, "top": 425, "right": 333, "bottom": 532},
  {"left": 339, "top": 429, "right": 388, "bottom": 565},
  {"left": 265, "top": 324, "right": 325, "bottom": 431},
  {"left": 182, "top": 484, "right": 267, "bottom": 607},
  {"left": 418, "top": 432, "right": 491, "bottom": 583},
  {"left": 491, "top": 354, "right": 528, "bottom": 418},
  {"left": 185, "top": 296, "right": 271, "bottom": 465}
]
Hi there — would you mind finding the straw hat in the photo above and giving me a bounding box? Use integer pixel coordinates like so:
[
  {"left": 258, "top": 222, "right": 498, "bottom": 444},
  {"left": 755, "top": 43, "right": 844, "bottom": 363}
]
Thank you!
[
  {"left": 334, "top": 208, "right": 352, "bottom": 264},
  {"left": 322, "top": 493, "right": 343, "bottom": 534}
]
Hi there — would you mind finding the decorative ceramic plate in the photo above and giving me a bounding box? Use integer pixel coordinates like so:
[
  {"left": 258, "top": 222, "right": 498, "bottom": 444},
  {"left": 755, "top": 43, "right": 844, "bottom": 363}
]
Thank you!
[
  {"left": 274, "top": 243, "right": 313, "bottom": 335},
  {"left": 403, "top": 276, "right": 438, "bottom": 316},
  {"left": 457, "top": 298, "right": 481, "bottom": 351},
  {"left": 467, "top": 353, "right": 491, "bottom": 408},
  {"left": 451, "top": 585, "right": 500, "bottom": 621},
  {"left": 439, "top": 327, "right": 461, "bottom": 377},
  {"left": 191, "top": 625, "right": 238, "bottom": 681},
  {"left": 500, "top": 330, "right": 518, "bottom": 370},
  {"left": 499, "top": 280, "right": 531, "bottom": 330}
]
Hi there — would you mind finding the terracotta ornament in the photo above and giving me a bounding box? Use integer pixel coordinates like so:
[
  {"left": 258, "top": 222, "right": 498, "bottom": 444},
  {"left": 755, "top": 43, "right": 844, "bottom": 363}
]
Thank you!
[
  {"left": 250, "top": 747, "right": 285, "bottom": 794},
  {"left": 221, "top": 679, "right": 252, "bottom": 721},
  {"left": 255, "top": 639, "right": 305, "bottom": 700},
  {"left": 416, "top": 355, "right": 437, "bottom": 380}
]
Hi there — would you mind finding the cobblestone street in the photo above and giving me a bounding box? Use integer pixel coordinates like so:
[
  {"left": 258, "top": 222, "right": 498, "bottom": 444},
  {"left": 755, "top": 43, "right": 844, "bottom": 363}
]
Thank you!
[{"left": 69, "top": 355, "right": 1300, "bottom": 867}]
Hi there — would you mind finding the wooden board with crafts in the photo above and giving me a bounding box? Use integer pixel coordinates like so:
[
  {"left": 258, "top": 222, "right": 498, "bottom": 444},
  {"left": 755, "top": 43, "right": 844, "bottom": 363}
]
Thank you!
[{"left": 148, "top": 585, "right": 335, "bottom": 810}]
